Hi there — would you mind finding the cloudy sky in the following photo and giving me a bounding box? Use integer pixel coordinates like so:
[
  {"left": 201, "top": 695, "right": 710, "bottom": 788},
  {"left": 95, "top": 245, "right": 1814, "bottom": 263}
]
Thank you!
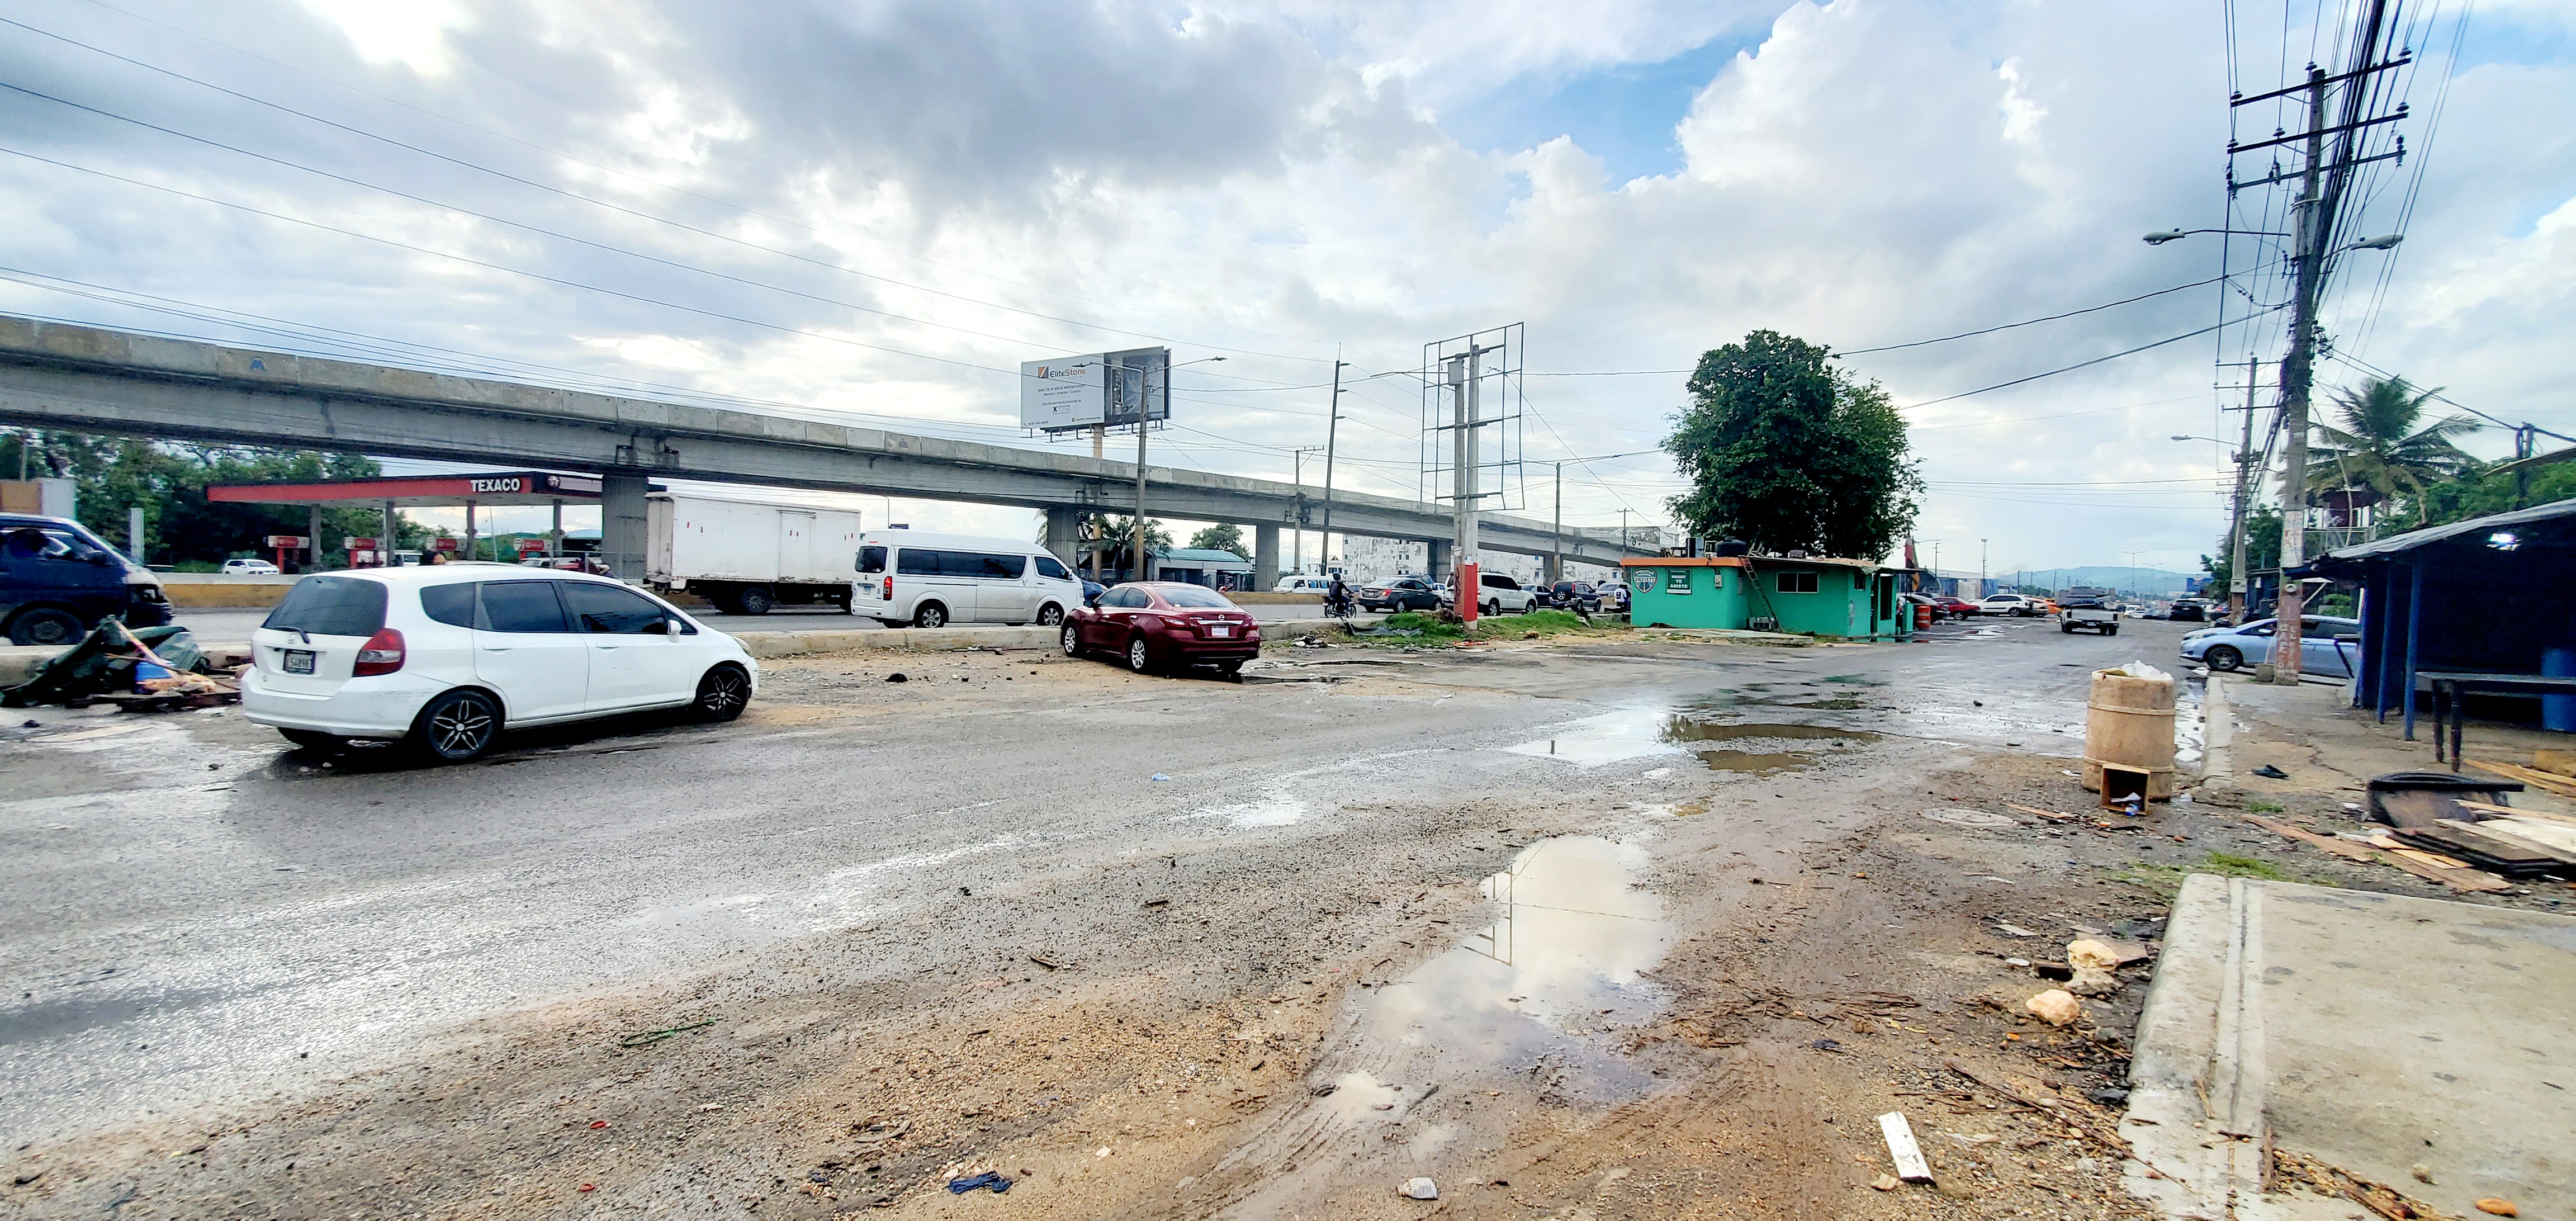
[{"left": 2, "top": 0, "right": 2568, "bottom": 578}]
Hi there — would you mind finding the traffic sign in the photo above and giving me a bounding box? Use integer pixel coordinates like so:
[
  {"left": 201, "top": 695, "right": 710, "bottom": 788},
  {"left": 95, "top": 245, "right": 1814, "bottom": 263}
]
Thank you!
[
  {"left": 344, "top": 536, "right": 379, "bottom": 550},
  {"left": 263, "top": 534, "right": 311, "bottom": 548}
]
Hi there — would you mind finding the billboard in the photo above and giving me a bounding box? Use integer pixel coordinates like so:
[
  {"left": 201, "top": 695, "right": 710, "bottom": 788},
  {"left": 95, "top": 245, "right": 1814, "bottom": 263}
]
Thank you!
[{"left": 1018, "top": 347, "right": 1170, "bottom": 432}]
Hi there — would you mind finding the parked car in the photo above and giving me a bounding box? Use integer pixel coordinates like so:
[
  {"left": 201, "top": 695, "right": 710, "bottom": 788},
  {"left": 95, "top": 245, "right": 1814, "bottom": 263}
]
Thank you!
[
  {"left": 222, "top": 557, "right": 282, "bottom": 575},
  {"left": 1469, "top": 572, "right": 1539, "bottom": 616},
  {"left": 1978, "top": 594, "right": 2042, "bottom": 617},
  {"left": 1062, "top": 581, "right": 1261, "bottom": 676},
  {"left": 850, "top": 530, "right": 1086, "bottom": 628},
  {"left": 1931, "top": 595, "right": 1980, "bottom": 617},
  {"left": 1898, "top": 592, "right": 1946, "bottom": 621},
  {"left": 1358, "top": 576, "right": 1442, "bottom": 613},
  {"left": 1544, "top": 580, "right": 1602, "bottom": 613},
  {"left": 2168, "top": 597, "right": 2209, "bottom": 623},
  {"left": 240, "top": 566, "right": 758, "bottom": 762},
  {"left": 2178, "top": 615, "right": 2362, "bottom": 677},
  {"left": 0, "top": 514, "right": 172, "bottom": 646},
  {"left": 1594, "top": 578, "right": 1630, "bottom": 612},
  {"left": 1272, "top": 575, "right": 1334, "bottom": 595},
  {"left": 518, "top": 555, "right": 610, "bottom": 574}
]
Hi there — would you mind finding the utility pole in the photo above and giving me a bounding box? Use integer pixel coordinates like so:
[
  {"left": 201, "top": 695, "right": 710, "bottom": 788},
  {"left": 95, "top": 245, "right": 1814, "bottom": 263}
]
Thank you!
[
  {"left": 1133, "top": 360, "right": 1153, "bottom": 582},
  {"left": 1290, "top": 444, "right": 1323, "bottom": 575},
  {"left": 2227, "top": 359, "right": 2260, "bottom": 621},
  {"left": 2270, "top": 62, "right": 2331, "bottom": 683},
  {"left": 1319, "top": 358, "right": 1346, "bottom": 578},
  {"left": 1551, "top": 461, "right": 1563, "bottom": 586},
  {"left": 1980, "top": 538, "right": 1988, "bottom": 597},
  {"left": 1449, "top": 342, "right": 1502, "bottom": 628}
]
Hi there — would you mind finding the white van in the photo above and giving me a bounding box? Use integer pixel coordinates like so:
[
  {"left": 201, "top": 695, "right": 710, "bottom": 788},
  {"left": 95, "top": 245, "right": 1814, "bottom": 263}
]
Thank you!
[
  {"left": 1272, "top": 575, "right": 1334, "bottom": 594},
  {"left": 852, "top": 531, "right": 1085, "bottom": 629}
]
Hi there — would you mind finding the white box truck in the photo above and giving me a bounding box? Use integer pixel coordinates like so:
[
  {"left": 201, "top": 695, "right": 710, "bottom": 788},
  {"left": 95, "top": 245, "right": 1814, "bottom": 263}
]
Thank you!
[{"left": 645, "top": 493, "right": 863, "bottom": 615}]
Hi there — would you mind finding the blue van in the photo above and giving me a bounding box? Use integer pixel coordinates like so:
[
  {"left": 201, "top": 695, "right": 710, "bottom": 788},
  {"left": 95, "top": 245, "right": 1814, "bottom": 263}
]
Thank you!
[{"left": 0, "top": 514, "right": 173, "bottom": 646}]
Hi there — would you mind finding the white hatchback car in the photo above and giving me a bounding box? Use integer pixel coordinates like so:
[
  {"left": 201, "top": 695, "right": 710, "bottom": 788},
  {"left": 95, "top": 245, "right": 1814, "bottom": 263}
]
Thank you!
[
  {"left": 242, "top": 565, "right": 758, "bottom": 762},
  {"left": 222, "top": 557, "right": 281, "bottom": 575}
]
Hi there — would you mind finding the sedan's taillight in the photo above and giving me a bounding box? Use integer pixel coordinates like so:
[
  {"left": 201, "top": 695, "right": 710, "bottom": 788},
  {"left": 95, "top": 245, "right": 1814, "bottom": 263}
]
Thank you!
[{"left": 353, "top": 628, "right": 406, "bottom": 676}]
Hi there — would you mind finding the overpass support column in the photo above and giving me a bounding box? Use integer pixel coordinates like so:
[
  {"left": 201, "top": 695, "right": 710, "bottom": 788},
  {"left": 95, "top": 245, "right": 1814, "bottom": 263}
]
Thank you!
[
  {"left": 1428, "top": 538, "right": 1453, "bottom": 585},
  {"left": 1044, "top": 507, "right": 1081, "bottom": 567},
  {"left": 1252, "top": 523, "right": 1279, "bottom": 592},
  {"left": 602, "top": 474, "right": 649, "bottom": 580}
]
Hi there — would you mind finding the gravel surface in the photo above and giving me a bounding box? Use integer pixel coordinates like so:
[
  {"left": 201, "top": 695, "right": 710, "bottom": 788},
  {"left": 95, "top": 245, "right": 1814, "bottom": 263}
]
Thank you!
[{"left": 4, "top": 617, "right": 2321, "bottom": 1218}]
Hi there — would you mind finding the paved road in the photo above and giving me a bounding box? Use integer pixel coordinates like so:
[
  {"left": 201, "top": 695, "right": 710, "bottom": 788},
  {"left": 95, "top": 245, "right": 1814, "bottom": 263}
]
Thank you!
[
  {"left": 167, "top": 599, "right": 1353, "bottom": 641},
  {"left": 0, "top": 615, "right": 2196, "bottom": 1143}
]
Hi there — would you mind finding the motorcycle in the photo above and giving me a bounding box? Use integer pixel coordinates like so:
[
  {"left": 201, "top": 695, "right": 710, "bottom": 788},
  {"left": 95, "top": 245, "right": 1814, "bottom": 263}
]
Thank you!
[{"left": 1323, "top": 589, "right": 1357, "bottom": 619}]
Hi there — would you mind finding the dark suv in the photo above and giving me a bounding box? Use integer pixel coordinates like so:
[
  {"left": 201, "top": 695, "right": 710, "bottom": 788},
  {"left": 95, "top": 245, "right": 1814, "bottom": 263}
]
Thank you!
[
  {"left": 1545, "top": 580, "right": 1602, "bottom": 613},
  {"left": 0, "top": 514, "right": 173, "bottom": 645}
]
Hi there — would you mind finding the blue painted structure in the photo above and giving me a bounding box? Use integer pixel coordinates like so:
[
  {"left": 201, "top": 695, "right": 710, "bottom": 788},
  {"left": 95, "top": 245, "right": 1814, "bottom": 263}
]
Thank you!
[{"left": 2311, "top": 498, "right": 2576, "bottom": 739}]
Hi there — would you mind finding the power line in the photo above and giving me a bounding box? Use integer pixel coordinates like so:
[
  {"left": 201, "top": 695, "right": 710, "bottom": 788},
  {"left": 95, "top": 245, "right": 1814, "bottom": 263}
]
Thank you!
[
  {"left": 1902, "top": 313, "right": 2277, "bottom": 410},
  {"left": 1838, "top": 276, "right": 2232, "bottom": 356}
]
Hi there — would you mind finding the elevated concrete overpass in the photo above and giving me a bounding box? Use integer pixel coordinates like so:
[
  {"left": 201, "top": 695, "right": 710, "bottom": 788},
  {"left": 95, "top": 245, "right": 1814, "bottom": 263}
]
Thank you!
[{"left": 0, "top": 315, "right": 1647, "bottom": 583}]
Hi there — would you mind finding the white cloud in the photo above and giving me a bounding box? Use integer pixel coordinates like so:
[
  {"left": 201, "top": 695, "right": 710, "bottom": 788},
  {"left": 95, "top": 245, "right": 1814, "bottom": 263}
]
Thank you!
[{"left": 0, "top": 0, "right": 2563, "bottom": 574}]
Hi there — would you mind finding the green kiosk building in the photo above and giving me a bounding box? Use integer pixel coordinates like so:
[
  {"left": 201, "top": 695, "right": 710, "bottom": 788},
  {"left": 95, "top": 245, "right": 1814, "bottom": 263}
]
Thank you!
[{"left": 1620, "top": 555, "right": 1909, "bottom": 641}]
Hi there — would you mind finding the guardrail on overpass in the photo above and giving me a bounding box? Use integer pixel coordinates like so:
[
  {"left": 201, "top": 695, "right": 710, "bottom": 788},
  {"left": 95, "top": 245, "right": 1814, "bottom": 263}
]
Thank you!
[{"left": 0, "top": 315, "right": 1649, "bottom": 581}]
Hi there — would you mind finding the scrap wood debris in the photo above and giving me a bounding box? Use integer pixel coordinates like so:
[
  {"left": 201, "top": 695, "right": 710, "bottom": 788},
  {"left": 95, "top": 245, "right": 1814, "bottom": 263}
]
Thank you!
[
  {"left": 2271, "top": 1148, "right": 2458, "bottom": 1220},
  {"left": 2240, "top": 813, "right": 2512, "bottom": 893}
]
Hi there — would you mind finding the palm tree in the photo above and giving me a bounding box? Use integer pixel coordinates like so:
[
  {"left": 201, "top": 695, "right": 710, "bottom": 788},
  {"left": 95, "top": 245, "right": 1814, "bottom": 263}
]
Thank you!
[{"left": 2304, "top": 376, "right": 2480, "bottom": 513}]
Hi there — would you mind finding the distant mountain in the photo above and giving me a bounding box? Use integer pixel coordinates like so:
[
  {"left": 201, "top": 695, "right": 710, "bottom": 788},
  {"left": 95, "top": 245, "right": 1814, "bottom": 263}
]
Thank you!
[{"left": 1992, "top": 566, "right": 2199, "bottom": 595}]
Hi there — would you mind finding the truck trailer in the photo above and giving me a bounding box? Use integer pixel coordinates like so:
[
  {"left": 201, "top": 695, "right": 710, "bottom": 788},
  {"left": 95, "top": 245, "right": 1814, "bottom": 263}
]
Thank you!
[{"left": 645, "top": 493, "right": 863, "bottom": 615}]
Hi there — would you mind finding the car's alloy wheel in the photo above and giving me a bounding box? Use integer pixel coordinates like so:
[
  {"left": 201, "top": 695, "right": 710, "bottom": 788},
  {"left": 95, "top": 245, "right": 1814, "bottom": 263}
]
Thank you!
[
  {"left": 913, "top": 602, "right": 948, "bottom": 629},
  {"left": 412, "top": 689, "right": 500, "bottom": 763},
  {"left": 693, "top": 665, "right": 750, "bottom": 722},
  {"left": 1483, "top": 599, "right": 1500, "bottom": 617},
  {"left": 1128, "top": 636, "right": 1152, "bottom": 673},
  {"left": 7, "top": 608, "right": 83, "bottom": 647},
  {"left": 2205, "top": 645, "right": 2243, "bottom": 671},
  {"left": 1038, "top": 603, "right": 1065, "bottom": 627},
  {"left": 1061, "top": 623, "right": 1083, "bottom": 656}
]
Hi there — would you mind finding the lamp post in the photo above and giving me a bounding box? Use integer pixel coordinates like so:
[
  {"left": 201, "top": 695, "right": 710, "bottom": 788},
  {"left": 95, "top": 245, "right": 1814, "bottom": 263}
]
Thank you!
[
  {"left": 1128, "top": 355, "right": 1224, "bottom": 581},
  {"left": 2149, "top": 225, "right": 2402, "bottom": 678}
]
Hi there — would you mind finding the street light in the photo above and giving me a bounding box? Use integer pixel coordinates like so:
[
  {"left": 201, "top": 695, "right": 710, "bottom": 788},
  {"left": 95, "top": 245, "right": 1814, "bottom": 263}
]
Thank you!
[
  {"left": 1129, "top": 356, "right": 1225, "bottom": 581},
  {"left": 2142, "top": 228, "right": 2287, "bottom": 244}
]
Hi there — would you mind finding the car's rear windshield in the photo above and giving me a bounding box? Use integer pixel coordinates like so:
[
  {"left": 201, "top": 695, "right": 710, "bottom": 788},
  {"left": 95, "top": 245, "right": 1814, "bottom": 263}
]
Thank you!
[
  {"left": 1158, "top": 586, "right": 1235, "bottom": 608},
  {"left": 263, "top": 576, "right": 388, "bottom": 637}
]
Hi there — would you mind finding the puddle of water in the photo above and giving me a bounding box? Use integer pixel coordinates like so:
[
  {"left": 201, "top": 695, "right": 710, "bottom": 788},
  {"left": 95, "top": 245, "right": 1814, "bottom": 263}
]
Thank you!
[
  {"left": 1362, "top": 836, "right": 1674, "bottom": 1102},
  {"left": 1190, "top": 789, "right": 1310, "bottom": 828},
  {"left": 1504, "top": 710, "right": 1874, "bottom": 769},
  {"left": 1692, "top": 749, "right": 1816, "bottom": 773}
]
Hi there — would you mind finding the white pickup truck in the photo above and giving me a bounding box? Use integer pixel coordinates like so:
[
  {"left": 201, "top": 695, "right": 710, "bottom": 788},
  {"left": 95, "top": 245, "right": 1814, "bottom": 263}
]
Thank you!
[{"left": 2057, "top": 589, "right": 2120, "bottom": 635}]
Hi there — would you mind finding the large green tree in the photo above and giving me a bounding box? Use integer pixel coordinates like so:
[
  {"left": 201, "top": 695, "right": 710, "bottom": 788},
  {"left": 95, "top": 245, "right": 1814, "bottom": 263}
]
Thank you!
[
  {"left": 2, "top": 428, "right": 414, "bottom": 567},
  {"left": 2305, "top": 376, "right": 2480, "bottom": 507},
  {"left": 1661, "top": 330, "right": 1921, "bottom": 559},
  {"left": 2201, "top": 505, "right": 2282, "bottom": 594},
  {"left": 1186, "top": 523, "right": 1246, "bottom": 555}
]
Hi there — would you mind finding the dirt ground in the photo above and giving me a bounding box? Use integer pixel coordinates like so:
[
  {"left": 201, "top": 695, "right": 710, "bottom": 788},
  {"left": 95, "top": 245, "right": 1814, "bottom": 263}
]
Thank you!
[{"left": 7, "top": 641, "right": 2564, "bottom": 1220}]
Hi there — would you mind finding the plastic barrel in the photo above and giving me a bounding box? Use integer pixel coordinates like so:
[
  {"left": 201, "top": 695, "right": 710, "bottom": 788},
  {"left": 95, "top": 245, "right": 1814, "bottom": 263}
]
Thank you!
[
  {"left": 2544, "top": 647, "right": 2575, "bottom": 733},
  {"left": 2083, "top": 668, "right": 2177, "bottom": 800}
]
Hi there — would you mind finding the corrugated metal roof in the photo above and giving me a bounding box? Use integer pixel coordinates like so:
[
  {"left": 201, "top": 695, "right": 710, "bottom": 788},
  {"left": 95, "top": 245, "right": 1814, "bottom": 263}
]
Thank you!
[
  {"left": 1157, "top": 547, "right": 1253, "bottom": 564},
  {"left": 2316, "top": 496, "right": 2576, "bottom": 564}
]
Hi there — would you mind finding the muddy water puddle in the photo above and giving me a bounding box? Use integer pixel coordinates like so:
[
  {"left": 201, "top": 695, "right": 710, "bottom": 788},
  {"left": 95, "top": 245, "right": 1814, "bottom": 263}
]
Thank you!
[
  {"left": 1355, "top": 836, "right": 1674, "bottom": 1104},
  {"left": 1504, "top": 708, "right": 1874, "bottom": 771}
]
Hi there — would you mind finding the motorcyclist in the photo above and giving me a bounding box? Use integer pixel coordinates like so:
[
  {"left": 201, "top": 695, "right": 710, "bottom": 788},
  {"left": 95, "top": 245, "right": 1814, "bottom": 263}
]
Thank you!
[{"left": 1325, "top": 573, "right": 1353, "bottom": 618}]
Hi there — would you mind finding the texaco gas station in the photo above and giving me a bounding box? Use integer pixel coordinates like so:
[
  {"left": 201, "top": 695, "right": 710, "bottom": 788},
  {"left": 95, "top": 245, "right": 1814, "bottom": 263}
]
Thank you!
[{"left": 205, "top": 471, "right": 612, "bottom": 567}]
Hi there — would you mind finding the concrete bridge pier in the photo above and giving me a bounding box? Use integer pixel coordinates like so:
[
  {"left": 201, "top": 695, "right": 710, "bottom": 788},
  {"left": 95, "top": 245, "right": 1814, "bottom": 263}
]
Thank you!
[
  {"left": 1428, "top": 539, "right": 1454, "bottom": 585},
  {"left": 1044, "top": 507, "right": 1082, "bottom": 567},
  {"left": 602, "top": 474, "right": 650, "bottom": 579},
  {"left": 1253, "top": 524, "right": 1280, "bottom": 593}
]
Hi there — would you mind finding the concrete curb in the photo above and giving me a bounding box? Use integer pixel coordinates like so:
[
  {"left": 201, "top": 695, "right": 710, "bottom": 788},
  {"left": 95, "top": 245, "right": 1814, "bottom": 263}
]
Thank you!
[
  {"left": 2122, "top": 873, "right": 2270, "bottom": 1219},
  {"left": 726, "top": 626, "right": 1059, "bottom": 658}
]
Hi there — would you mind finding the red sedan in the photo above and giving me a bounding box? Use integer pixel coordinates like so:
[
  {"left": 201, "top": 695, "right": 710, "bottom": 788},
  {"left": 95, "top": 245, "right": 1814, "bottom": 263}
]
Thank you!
[
  {"left": 1063, "top": 582, "right": 1262, "bottom": 676},
  {"left": 1934, "top": 595, "right": 1981, "bottom": 617}
]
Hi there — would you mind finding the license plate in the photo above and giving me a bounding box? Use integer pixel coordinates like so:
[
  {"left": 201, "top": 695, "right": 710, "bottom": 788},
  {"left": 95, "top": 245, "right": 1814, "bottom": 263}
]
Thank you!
[
  {"left": 283, "top": 649, "right": 315, "bottom": 674},
  {"left": 1210, "top": 625, "right": 1233, "bottom": 637}
]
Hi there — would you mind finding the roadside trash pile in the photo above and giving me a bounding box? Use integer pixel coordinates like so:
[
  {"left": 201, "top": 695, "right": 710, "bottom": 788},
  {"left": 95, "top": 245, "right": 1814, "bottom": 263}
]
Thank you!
[
  {"left": 1, "top": 621, "right": 238, "bottom": 712},
  {"left": 2241, "top": 763, "right": 2576, "bottom": 893}
]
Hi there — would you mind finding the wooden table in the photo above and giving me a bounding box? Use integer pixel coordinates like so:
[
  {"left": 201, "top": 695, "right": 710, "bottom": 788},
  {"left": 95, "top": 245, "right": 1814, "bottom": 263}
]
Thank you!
[{"left": 2414, "top": 670, "right": 2576, "bottom": 771}]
